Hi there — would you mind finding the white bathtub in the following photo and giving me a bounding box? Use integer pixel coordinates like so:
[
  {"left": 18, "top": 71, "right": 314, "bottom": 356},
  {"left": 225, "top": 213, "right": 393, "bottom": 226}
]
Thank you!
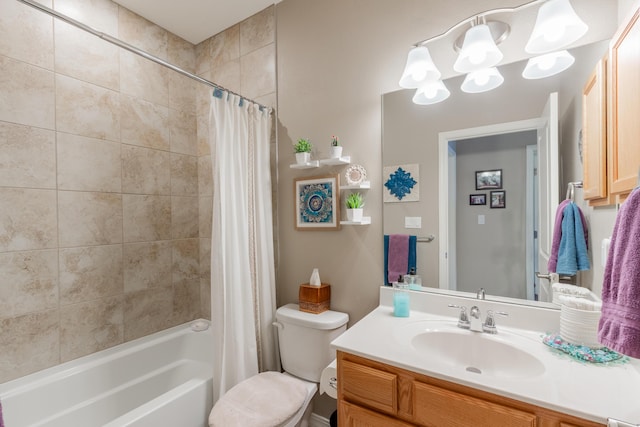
[{"left": 0, "top": 320, "right": 213, "bottom": 427}]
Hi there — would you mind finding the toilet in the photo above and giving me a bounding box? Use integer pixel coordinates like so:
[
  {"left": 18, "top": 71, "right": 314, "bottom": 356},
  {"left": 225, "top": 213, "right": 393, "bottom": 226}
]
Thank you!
[{"left": 209, "top": 303, "right": 349, "bottom": 427}]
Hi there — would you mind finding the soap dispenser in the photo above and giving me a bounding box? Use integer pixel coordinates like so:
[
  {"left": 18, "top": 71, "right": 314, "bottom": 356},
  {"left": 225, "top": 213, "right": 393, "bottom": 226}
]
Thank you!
[{"left": 393, "top": 274, "right": 410, "bottom": 317}]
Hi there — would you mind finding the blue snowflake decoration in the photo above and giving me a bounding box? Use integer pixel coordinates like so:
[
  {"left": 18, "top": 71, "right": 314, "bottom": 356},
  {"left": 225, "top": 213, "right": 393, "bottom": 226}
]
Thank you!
[
  {"left": 385, "top": 167, "right": 417, "bottom": 200},
  {"left": 299, "top": 183, "right": 333, "bottom": 223}
]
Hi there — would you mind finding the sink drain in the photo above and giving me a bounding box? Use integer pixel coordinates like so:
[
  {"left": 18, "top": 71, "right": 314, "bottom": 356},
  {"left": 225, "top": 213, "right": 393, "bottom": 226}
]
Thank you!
[{"left": 466, "top": 366, "right": 482, "bottom": 374}]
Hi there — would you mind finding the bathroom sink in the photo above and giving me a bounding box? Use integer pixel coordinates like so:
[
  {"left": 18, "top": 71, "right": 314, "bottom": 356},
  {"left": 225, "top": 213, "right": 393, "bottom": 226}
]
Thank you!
[{"left": 397, "top": 322, "right": 546, "bottom": 380}]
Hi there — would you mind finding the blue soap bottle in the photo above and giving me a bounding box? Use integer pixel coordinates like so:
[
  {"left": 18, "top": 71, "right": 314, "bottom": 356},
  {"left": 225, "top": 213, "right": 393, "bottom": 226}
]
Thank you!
[{"left": 393, "top": 275, "right": 410, "bottom": 317}]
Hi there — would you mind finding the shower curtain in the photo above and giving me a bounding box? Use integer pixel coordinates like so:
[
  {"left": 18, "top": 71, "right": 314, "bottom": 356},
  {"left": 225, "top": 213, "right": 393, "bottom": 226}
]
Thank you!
[{"left": 209, "top": 92, "right": 279, "bottom": 402}]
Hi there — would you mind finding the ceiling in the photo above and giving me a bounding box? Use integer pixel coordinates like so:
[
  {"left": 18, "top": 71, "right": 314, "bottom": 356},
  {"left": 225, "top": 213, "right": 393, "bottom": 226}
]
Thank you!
[{"left": 112, "top": 0, "right": 280, "bottom": 45}]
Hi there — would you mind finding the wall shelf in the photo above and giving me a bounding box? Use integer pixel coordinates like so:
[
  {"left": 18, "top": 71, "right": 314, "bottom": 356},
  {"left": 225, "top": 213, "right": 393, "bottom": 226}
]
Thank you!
[
  {"left": 289, "top": 160, "right": 320, "bottom": 169},
  {"left": 341, "top": 217, "right": 371, "bottom": 226},
  {"left": 319, "top": 156, "right": 351, "bottom": 166},
  {"left": 340, "top": 181, "right": 370, "bottom": 190}
]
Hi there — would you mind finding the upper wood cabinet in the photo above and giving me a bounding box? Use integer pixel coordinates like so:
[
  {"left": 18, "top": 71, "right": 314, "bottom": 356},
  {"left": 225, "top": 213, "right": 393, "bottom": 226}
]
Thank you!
[
  {"left": 582, "top": 55, "right": 612, "bottom": 206},
  {"left": 609, "top": 6, "right": 640, "bottom": 199}
]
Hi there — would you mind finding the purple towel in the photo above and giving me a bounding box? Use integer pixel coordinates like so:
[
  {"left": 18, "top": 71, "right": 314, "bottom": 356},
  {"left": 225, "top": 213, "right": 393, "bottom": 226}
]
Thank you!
[
  {"left": 597, "top": 188, "right": 640, "bottom": 358},
  {"left": 0, "top": 400, "right": 4, "bottom": 427},
  {"left": 548, "top": 200, "right": 589, "bottom": 273},
  {"left": 387, "top": 234, "right": 409, "bottom": 283}
]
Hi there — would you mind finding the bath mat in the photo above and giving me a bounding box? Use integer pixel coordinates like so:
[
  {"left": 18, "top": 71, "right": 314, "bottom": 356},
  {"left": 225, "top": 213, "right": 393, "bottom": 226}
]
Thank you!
[{"left": 542, "top": 333, "right": 626, "bottom": 364}]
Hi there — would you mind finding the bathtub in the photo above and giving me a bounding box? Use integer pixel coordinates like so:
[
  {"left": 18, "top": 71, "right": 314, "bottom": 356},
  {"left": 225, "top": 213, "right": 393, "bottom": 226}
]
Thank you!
[{"left": 0, "top": 320, "right": 213, "bottom": 427}]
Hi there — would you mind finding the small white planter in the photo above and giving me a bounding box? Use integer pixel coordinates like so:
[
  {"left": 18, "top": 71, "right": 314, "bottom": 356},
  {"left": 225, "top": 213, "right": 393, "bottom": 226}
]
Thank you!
[
  {"left": 329, "top": 146, "right": 343, "bottom": 159},
  {"left": 295, "top": 152, "right": 310, "bottom": 164},
  {"left": 346, "top": 208, "right": 364, "bottom": 222}
]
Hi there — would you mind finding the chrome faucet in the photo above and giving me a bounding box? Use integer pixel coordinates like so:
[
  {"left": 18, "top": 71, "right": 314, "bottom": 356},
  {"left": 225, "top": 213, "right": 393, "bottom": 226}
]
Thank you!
[
  {"left": 469, "top": 305, "right": 482, "bottom": 332},
  {"left": 449, "top": 304, "right": 508, "bottom": 333},
  {"left": 476, "top": 288, "right": 486, "bottom": 300}
]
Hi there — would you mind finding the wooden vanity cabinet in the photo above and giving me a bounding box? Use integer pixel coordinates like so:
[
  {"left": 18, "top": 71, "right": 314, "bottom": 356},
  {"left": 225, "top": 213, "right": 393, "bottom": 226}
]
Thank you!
[
  {"left": 337, "top": 351, "right": 605, "bottom": 427},
  {"left": 610, "top": 6, "right": 640, "bottom": 200}
]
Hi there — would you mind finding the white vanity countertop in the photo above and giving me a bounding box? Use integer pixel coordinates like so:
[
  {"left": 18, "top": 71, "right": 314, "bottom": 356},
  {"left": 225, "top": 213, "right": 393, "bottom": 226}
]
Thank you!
[{"left": 331, "top": 288, "right": 640, "bottom": 425}]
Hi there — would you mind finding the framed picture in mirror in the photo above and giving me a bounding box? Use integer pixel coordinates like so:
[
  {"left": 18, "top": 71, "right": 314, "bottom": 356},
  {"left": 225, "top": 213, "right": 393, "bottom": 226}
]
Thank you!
[
  {"left": 469, "top": 194, "right": 486, "bottom": 205},
  {"left": 475, "top": 169, "right": 502, "bottom": 190},
  {"left": 490, "top": 190, "right": 506, "bottom": 209}
]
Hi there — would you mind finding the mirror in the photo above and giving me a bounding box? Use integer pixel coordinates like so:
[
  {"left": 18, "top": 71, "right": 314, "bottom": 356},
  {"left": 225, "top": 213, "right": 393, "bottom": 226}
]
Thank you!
[{"left": 382, "top": 1, "right": 620, "bottom": 307}]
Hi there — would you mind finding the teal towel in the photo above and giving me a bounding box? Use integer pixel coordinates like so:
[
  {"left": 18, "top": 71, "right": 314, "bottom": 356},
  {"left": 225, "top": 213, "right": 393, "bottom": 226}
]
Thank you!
[{"left": 556, "top": 203, "right": 590, "bottom": 275}]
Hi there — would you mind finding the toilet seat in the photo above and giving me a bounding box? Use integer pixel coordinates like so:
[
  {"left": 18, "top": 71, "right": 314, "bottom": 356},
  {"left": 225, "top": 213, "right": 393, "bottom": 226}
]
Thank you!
[{"left": 209, "top": 371, "right": 315, "bottom": 427}]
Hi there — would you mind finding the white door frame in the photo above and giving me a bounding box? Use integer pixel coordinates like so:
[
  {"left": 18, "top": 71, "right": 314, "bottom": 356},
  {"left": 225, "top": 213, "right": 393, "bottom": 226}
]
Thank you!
[{"left": 438, "top": 118, "right": 542, "bottom": 290}]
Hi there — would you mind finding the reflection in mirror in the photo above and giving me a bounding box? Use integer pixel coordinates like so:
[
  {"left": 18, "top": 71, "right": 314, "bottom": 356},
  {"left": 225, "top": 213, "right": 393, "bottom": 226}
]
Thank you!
[{"left": 382, "top": 40, "right": 610, "bottom": 307}]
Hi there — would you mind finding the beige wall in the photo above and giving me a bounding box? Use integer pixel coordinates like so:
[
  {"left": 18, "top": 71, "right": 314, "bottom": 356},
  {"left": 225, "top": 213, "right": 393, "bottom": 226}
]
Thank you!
[{"left": 0, "top": 0, "right": 275, "bottom": 384}]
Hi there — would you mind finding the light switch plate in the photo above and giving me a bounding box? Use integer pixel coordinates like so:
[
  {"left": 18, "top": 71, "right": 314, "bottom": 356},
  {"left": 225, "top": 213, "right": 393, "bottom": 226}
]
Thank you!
[
  {"left": 478, "top": 215, "right": 485, "bottom": 225},
  {"left": 405, "top": 216, "right": 422, "bottom": 229}
]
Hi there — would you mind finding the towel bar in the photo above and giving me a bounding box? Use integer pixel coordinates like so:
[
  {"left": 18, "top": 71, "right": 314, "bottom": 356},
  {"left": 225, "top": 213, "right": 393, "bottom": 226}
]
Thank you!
[{"left": 417, "top": 235, "right": 435, "bottom": 243}]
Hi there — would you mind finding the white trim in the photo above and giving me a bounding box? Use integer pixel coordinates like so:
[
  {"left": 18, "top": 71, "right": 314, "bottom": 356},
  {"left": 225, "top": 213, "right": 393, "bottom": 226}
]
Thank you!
[
  {"left": 525, "top": 145, "right": 537, "bottom": 301},
  {"left": 310, "top": 412, "right": 331, "bottom": 427},
  {"left": 438, "top": 118, "right": 542, "bottom": 291}
]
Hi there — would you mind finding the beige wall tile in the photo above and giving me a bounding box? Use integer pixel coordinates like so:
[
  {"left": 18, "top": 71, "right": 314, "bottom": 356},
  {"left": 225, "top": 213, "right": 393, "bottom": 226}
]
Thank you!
[
  {"left": 120, "top": 95, "right": 170, "bottom": 150},
  {"left": 195, "top": 38, "right": 212, "bottom": 76},
  {"left": 211, "top": 59, "right": 241, "bottom": 94},
  {"left": 196, "top": 114, "right": 210, "bottom": 157},
  {"left": 172, "top": 239, "right": 199, "bottom": 284},
  {"left": 200, "top": 276, "right": 211, "bottom": 320},
  {"left": 171, "top": 153, "right": 198, "bottom": 196},
  {"left": 59, "top": 245, "right": 123, "bottom": 305},
  {"left": 0, "top": 122, "right": 56, "bottom": 189},
  {"left": 54, "top": 0, "right": 118, "bottom": 35},
  {"left": 58, "top": 191, "right": 123, "bottom": 247},
  {"left": 199, "top": 238, "right": 211, "bottom": 280},
  {"left": 240, "top": 7, "right": 275, "bottom": 55},
  {"left": 240, "top": 44, "right": 276, "bottom": 100},
  {"left": 120, "top": 51, "right": 169, "bottom": 107},
  {"left": 123, "top": 287, "right": 172, "bottom": 341},
  {"left": 122, "top": 194, "right": 171, "bottom": 242},
  {"left": 168, "top": 33, "right": 196, "bottom": 74},
  {"left": 123, "top": 241, "right": 172, "bottom": 293},
  {"left": 0, "top": 188, "right": 57, "bottom": 252},
  {"left": 197, "top": 155, "right": 213, "bottom": 196},
  {"left": 0, "top": 0, "right": 54, "bottom": 69},
  {"left": 199, "top": 196, "right": 212, "bottom": 239},
  {"left": 57, "top": 132, "right": 122, "bottom": 192},
  {"left": 56, "top": 74, "right": 121, "bottom": 142},
  {"left": 199, "top": 238, "right": 211, "bottom": 319},
  {"left": 54, "top": 21, "right": 120, "bottom": 91},
  {"left": 122, "top": 145, "right": 171, "bottom": 195},
  {"left": 0, "top": 310, "right": 59, "bottom": 383},
  {"left": 169, "top": 73, "right": 197, "bottom": 115},
  {"left": 209, "top": 25, "right": 240, "bottom": 69},
  {"left": 60, "top": 295, "right": 123, "bottom": 362},
  {"left": 169, "top": 109, "right": 197, "bottom": 155},
  {"left": 0, "top": 250, "right": 58, "bottom": 318},
  {"left": 0, "top": 56, "right": 55, "bottom": 129},
  {"left": 195, "top": 70, "right": 213, "bottom": 118},
  {"left": 171, "top": 196, "right": 199, "bottom": 239},
  {"left": 118, "top": 7, "right": 167, "bottom": 60},
  {"left": 172, "top": 279, "right": 200, "bottom": 325}
]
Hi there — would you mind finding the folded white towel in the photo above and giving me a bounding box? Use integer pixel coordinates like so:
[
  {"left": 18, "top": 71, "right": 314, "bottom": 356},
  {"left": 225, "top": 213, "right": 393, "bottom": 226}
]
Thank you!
[
  {"left": 552, "top": 282, "right": 591, "bottom": 297},
  {"left": 559, "top": 295, "right": 602, "bottom": 311}
]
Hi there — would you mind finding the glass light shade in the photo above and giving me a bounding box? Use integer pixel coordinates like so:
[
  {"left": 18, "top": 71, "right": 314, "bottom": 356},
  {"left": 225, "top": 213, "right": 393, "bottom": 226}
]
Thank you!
[
  {"left": 453, "top": 24, "right": 504, "bottom": 73},
  {"left": 460, "top": 67, "right": 504, "bottom": 93},
  {"left": 525, "top": 0, "right": 588, "bottom": 54},
  {"left": 412, "top": 80, "right": 450, "bottom": 105},
  {"left": 522, "top": 50, "right": 575, "bottom": 79},
  {"left": 399, "top": 46, "right": 441, "bottom": 89}
]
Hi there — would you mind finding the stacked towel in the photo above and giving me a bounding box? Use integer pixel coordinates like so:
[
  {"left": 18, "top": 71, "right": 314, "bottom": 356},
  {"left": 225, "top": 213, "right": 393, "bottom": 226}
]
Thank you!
[
  {"left": 558, "top": 295, "right": 602, "bottom": 311},
  {"left": 598, "top": 188, "right": 640, "bottom": 358}
]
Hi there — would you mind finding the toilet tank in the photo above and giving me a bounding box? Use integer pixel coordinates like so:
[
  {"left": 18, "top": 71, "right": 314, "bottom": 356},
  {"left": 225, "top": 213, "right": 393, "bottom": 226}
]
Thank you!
[{"left": 275, "top": 304, "right": 348, "bottom": 383}]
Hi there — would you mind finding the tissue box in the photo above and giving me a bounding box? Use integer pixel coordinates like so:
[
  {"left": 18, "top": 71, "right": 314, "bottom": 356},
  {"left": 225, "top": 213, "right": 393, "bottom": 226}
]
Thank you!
[{"left": 299, "top": 283, "right": 331, "bottom": 314}]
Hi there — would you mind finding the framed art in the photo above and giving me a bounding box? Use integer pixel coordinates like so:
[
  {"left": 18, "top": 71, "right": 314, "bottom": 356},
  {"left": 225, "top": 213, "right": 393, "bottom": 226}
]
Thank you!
[
  {"left": 294, "top": 174, "right": 340, "bottom": 230},
  {"left": 490, "top": 190, "right": 506, "bottom": 209},
  {"left": 469, "top": 194, "right": 486, "bottom": 206},
  {"left": 475, "top": 169, "right": 502, "bottom": 190}
]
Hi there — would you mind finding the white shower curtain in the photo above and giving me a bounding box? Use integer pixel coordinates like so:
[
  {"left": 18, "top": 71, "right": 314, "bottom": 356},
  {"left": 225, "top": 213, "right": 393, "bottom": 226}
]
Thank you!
[{"left": 209, "top": 92, "right": 279, "bottom": 402}]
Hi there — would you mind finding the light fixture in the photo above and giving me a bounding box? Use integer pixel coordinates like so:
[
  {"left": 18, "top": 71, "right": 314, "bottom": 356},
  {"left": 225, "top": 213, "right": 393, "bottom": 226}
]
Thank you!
[
  {"left": 461, "top": 67, "right": 504, "bottom": 93},
  {"left": 453, "top": 21, "right": 506, "bottom": 73},
  {"left": 399, "top": 46, "right": 441, "bottom": 89},
  {"left": 525, "top": 0, "right": 588, "bottom": 54},
  {"left": 412, "top": 80, "right": 450, "bottom": 105},
  {"left": 522, "top": 50, "right": 575, "bottom": 79}
]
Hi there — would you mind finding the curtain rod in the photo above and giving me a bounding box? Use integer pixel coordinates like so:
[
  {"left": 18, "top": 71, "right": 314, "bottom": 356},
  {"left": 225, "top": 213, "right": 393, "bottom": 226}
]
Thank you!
[{"left": 15, "top": 0, "right": 268, "bottom": 111}]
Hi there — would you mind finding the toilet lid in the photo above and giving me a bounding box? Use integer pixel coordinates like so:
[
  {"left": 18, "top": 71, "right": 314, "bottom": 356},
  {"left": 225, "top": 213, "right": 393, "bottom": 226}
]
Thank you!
[{"left": 209, "top": 371, "right": 309, "bottom": 427}]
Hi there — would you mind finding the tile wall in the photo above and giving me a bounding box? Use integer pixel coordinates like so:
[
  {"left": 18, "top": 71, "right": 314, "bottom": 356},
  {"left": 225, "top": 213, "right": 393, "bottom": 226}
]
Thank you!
[{"left": 0, "top": 0, "right": 276, "bottom": 384}]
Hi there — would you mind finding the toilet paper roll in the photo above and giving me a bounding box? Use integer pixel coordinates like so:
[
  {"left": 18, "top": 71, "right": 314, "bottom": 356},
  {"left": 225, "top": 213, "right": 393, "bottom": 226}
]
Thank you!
[{"left": 319, "top": 359, "right": 337, "bottom": 399}]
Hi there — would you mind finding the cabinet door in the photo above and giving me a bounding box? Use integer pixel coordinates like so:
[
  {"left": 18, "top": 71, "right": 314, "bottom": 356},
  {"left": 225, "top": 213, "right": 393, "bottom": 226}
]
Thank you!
[
  {"left": 339, "top": 401, "right": 415, "bottom": 427},
  {"left": 412, "top": 381, "right": 537, "bottom": 427},
  {"left": 610, "top": 6, "right": 640, "bottom": 197},
  {"left": 582, "top": 56, "right": 612, "bottom": 206},
  {"left": 341, "top": 359, "right": 398, "bottom": 415}
]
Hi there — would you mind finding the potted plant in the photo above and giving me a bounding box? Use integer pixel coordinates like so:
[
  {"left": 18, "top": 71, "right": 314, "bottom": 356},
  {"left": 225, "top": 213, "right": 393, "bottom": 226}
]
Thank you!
[
  {"left": 329, "top": 135, "right": 342, "bottom": 159},
  {"left": 346, "top": 192, "right": 365, "bottom": 222},
  {"left": 294, "top": 138, "right": 312, "bottom": 164}
]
